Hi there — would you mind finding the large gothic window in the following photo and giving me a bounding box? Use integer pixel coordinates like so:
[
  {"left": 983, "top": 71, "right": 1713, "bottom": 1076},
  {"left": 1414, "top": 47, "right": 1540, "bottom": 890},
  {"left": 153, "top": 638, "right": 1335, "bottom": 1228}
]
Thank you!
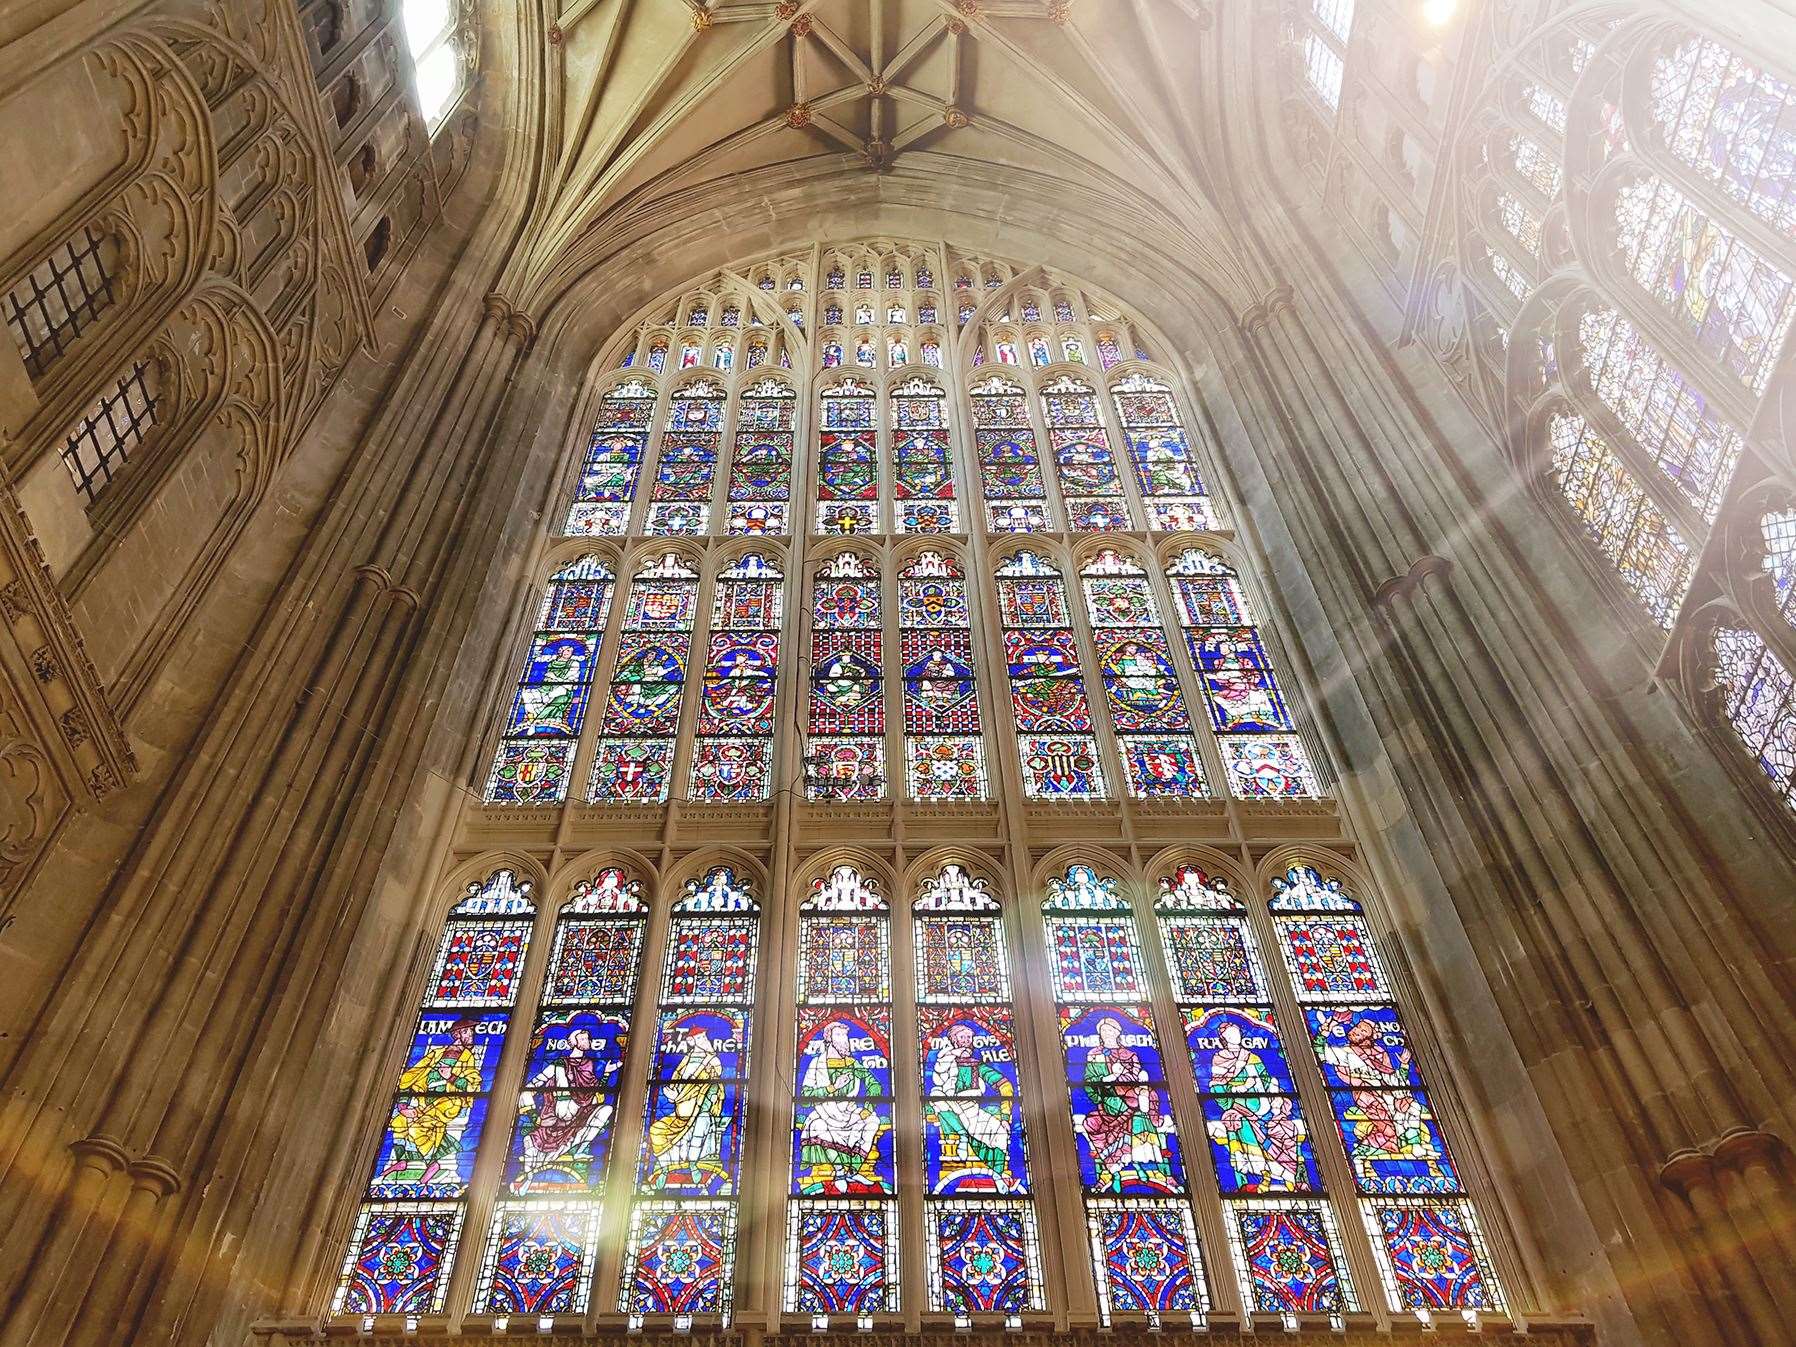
[{"left": 333, "top": 242, "right": 1523, "bottom": 1331}]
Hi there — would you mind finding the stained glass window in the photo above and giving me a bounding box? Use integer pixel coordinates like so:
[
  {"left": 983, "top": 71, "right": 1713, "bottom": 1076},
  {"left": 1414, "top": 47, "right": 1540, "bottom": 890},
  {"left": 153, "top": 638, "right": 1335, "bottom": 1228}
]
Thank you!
[
  {"left": 473, "top": 869, "right": 646, "bottom": 1315},
  {"left": 646, "top": 380, "right": 724, "bottom": 536},
  {"left": 726, "top": 377, "right": 795, "bottom": 536},
  {"left": 1521, "top": 82, "right": 1567, "bottom": 135},
  {"left": 1312, "top": 0, "right": 1353, "bottom": 43},
  {"left": 1041, "top": 373, "right": 1135, "bottom": 531},
  {"left": 808, "top": 551, "right": 887, "bottom": 801},
  {"left": 1110, "top": 373, "right": 1218, "bottom": 531},
  {"left": 566, "top": 380, "right": 655, "bottom": 536},
  {"left": 622, "top": 867, "right": 760, "bottom": 1325},
  {"left": 970, "top": 374, "right": 1050, "bottom": 533},
  {"left": 1305, "top": 34, "right": 1345, "bottom": 111},
  {"left": 1650, "top": 37, "right": 1796, "bottom": 240},
  {"left": 333, "top": 871, "right": 534, "bottom": 1315},
  {"left": 1269, "top": 865, "right": 1504, "bottom": 1315},
  {"left": 1165, "top": 549, "right": 1320, "bottom": 799},
  {"left": 785, "top": 866, "right": 900, "bottom": 1321},
  {"left": 900, "top": 552, "right": 988, "bottom": 800},
  {"left": 914, "top": 864, "right": 1044, "bottom": 1318},
  {"left": 486, "top": 556, "right": 616, "bottom": 805},
  {"left": 996, "top": 551, "right": 1106, "bottom": 800},
  {"left": 589, "top": 553, "right": 700, "bottom": 803},
  {"left": 1152, "top": 866, "right": 1355, "bottom": 1319},
  {"left": 1613, "top": 176, "right": 1795, "bottom": 392},
  {"left": 1509, "top": 133, "right": 1562, "bottom": 197},
  {"left": 1496, "top": 192, "right": 1542, "bottom": 257},
  {"left": 891, "top": 376, "right": 959, "bottom": 532},
  {"left": 1547, "top": 413, "right": 1692, "bottom": 626},
  {"left": 817, "top": 379, "right": 879, "bottom": 535},
  {"left": 688, "top": 554, "right": 782, "bottom": 802},
  {"left": 1714, "top": 626, "right": 1796, "bottom": 808},
  {"left": 1578, "top": 309, "right": 1745, "bottom": 520},
  {"left": 1762, "top": 508, "right": 1796, "bottom": 623},
  {"left": 1043, "top": 864, "right": 1207, "bottom": 1327},
  {"left": 1080, "top": 550, "right": 1208, "bottom": 798}
]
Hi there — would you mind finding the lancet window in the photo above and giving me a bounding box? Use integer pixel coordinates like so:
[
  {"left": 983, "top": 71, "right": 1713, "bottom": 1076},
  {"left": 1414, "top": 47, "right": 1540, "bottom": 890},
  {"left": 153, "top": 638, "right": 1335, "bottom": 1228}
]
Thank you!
[
  {"left": 807, "top": 552, "right": 887, "bottom": 801},
  {"left": 725, "top": 377, "right": 795, "bottom": 536},
  {"left": 566, "top": 380, "right": 654, "bottom": 536},
  {"left": 687, "top": 554, "right": 783, "bottom": 802},
  {"left": 1041, "top": 374, "right": 1133, "bottom": 531},
  {"left": 996, "top": 551, "right": 1106, "bottom": 800},
  {"left": 648, "top": 380, "right": 725, "bottom": 536},
  {"left": 899, "top": 551, "right": 987, "bottom": 801},
  {"left": 817, "top": 379, "right": 879, "bottom": 535},
  {"left": 890, "top": 376, "right": 958, "bottom": 532},
  {"left": 971, "top": 374, "right": 1050, "bottom": 533},
  {"left": 589, "top": 553, "right": 699, "bottom": 803}
]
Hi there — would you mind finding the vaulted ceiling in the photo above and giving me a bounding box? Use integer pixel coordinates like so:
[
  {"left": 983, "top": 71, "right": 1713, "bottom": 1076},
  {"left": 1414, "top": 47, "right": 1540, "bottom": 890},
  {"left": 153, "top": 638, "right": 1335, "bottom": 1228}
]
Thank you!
[{"left": 512, "top": 0, "right": 1235, "bottom": 296}]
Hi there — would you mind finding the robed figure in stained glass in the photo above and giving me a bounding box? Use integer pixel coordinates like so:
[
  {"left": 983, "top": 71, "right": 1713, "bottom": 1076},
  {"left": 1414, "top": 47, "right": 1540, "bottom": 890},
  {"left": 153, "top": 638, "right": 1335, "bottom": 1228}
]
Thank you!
[
  {"left": 797, "top": 1021, "right": 886, "bottom": 1193},
  {"left": 646, "top": 1024, "right": 726, "bottom": 1186},
  {"left": 1081, "top": 1015, "right": 1173, "bottom": 1191},
  {"left": 1311, "top": 1010, "right": 1436, "bottom": 1176},
  {"left": 512, "top": 1015, "right": 618, "bottom": 1190},
  {"left": 925, "top": 1022, "right": 1019, "bottom": 1191},
  {"left": 1203, "top": 1020, "right": 1304, "bottom": 1191}
]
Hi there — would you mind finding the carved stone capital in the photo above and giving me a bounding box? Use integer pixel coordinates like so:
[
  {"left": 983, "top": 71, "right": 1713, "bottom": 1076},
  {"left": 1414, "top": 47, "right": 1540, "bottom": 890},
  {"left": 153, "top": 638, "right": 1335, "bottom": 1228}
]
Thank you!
[
  {"left": 67, "top": 1134, "right": 131, "bottom": 1175},
  {"left": 1712, "top": 1127, "right": 1788, "bottom": 1176},
  {"left": 1660, "top": 1147, "right": 1719, "bottom": 1198},
  {"left": 127, "top": 1155, "right": 183, "bottom": 1198}
]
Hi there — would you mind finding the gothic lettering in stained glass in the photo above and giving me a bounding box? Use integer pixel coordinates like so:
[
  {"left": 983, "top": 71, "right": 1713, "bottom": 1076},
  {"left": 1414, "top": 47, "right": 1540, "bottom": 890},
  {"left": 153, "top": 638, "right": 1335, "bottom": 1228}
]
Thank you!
[
  {"left": 688, "top": 554, "right": 783, "bottom": 802},
  {"left": 1152, "top": 866, "right": 1355, "bottom": 1318},
  {"left": 786, "top": 866, "right": 900, "bottom": 1318},
  {"left": 473, "top": 869, "right": 647, "bottom": 1315},
  {"left": 333, "top": 871, "right": 535, "bottom": 1315},
  {"left": 914, "top": 865, "right": 1044, "bottom": 1316},
  {"left": 900, "top": 552, "right": 988, "bottom": 801},
  {"left": 808, "top": 551, "right": 887, "bottom": 801},
  {"left": 621, "top": 867, "right": 760, "bottom": 1323},
  {"left": 567, "top": 380, "right": 655, "bottom": 536},
  {"left": 1165, "top": 550, "right": 1321, "bottom": 800},
  {"left": 487, "top": 556, "right": 616, "bottom": 805},
  {"left": 1269, "top": 865, "right": 1504, "bottom": 1314},
  {"left": 996, "top": 551, "right": 1106, "bottom": 800},
  {"left": 1080, "top": 550, "right": 1209, "bottom": 799},
  {"left": 1043, "top": 864, "right": 1207, "bottom": 1327},
  {"left": 590, "top": 553, "right": 700, "bottom": 804}
]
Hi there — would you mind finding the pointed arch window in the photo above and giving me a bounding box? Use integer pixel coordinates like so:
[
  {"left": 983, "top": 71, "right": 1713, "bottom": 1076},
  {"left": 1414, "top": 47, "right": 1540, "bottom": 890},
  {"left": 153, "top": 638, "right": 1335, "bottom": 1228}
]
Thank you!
[
  {"left": 1650, "top": 37, "right": 1796, "bottom": 239},
  {"left": 971, "top": 374, "right": 1050, "bottom": 533},
  {"left": 1612, "top": 176, "right": 1795, "bottom": 392},
  {"left": 1508, "top": 133, "right": 1562, "bottom": 197},
  {"left": 1165, "top": 549, "right": 1321, "bottom": 798},
  {"left": 725, "top": 377, "right": 795, "bottom": 536},
  {"left": 1043, "top": 864, "right": 1205, "bottom": 1328},
  {"left": 688, "top": 554, "right": 783, "bottom": 802},
  {"left": 1713, "top": 627, "right": 1796, "bottom": 807},
  {"left": 472, "top": 869, "right": 647, "bottom": 1314},
  {"left": 785, "top": 865, "right": 900, "bottom": 1321},
  {"left": 1080, "top": 550, "right": 1208, "bottom": 798},
  {"left": 1041, "top": 373, "right": 1134, "bottom": 531},
  {"left": 589, "top": 553, "right": 700, "bottom": 803},
  {"left": 1152, "top": 866, "right": 1355, "bottom": 1320},
  {"left": 915, "top": 864, "right": 1044, "bottom": 1319},
  {"left": 899, "top": 551, "right": 987, "bottom": 800},
  {"left": 817, "top": 379, "right": 879, "bottom": 535},
  {"left": 807, "top": 552, "right": 887, "bottom": 801},
  {"left": 485, "top": 556, "right": 616, "bottom": 805},
  {"left": 1110, "top": 373, "right": 1219, "bottom": 531},
  {"left": 648, "top": 380, "right": 725, "bottom": 536},
  {"left": 333, "top": 870, "right": 535, "bottom": 1315},
  {"left": 996, "top": 551, "right": 1106, "bottom": 800},
  {"left": 566, "top": 380, "right": 655, "bottom": 536},
  {"left": 622, "top": 867, "right": 761, "bottom": 1326},
  {"left": 1269, "top": 865, "right": 1504, "bottom": 1315},
  {"left": 891, "top": 376, "right": 959, "bottom": 532}
]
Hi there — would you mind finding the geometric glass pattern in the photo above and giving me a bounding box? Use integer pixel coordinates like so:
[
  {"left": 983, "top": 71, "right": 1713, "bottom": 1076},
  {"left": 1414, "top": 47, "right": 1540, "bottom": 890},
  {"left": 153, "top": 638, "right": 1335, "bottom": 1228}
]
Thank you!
[
  {"left": 891, "top": 375, "right": 959, "bottom": 532},
  {"left": 333, "top": 870, "right": 534, "bottom": 1313},
  {"left": 726, "top": 376, "right": 795, "bottom": 536},
  {"left": 1269, "top": 865, "right": 1504, "bottom": 1310},
  {"left": 1080, "top": 550, "right": 1208, "bottom": 799},
  {"left": 589, "top": 553, "right": 700, "bottom": 804},
  {"left": 1043, "top": 865, "right": 1207, "bottom": 1325},
  {"left": 688, "top": 553, "right": 782, "bottom": 802},
  {"left": 647, "top": 379, "right": 724, "bottom": 536},
  {"left": 913, "top": 863, "right": 1044, "bottom": 1315},
  {"left": 1041, "top": 372, "right": 1135, "bottom": 531},
  {"left": 622, "top": 868, "right": 760, "bottom": 1321},
  {"left": 807, "top": 551, "right": 886, "bottom": 801},
  {"left": 1165, "top": 549, "right": 1320, "bottom": 799},
  {"left": 971, "top": 374, "right": 1051, "bottom": 533},
  {"left": 485, "top": 556, "right": 616, "bottom": 805},
  {"left": 900, "top": 552, "right": 987, "bottom": 801},
  {"left": 1109, "top": 372, "right": 1219, "bottom": 532},
  {"left": 786, "top": 866, "right": 899, "bottom": 1316},
  {"left": 473, "top": 869, "right": 647, "bottom": 1313},
  {"left": 817, "top": 378, "right": 879, "bottom": 535},
  {"left": 996, "top": 551, "right": 1106, "bottom": 800},
  {"left": 1153, "top": 866, "right": 1355, "bottom": 1312}
]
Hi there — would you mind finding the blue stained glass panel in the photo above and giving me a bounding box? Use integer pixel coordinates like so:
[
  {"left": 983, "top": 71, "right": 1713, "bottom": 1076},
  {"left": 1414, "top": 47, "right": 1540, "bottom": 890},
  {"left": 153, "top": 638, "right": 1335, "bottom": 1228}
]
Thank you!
[
  {"left": 1233, "top": 1206, "right": 1345, "bottom": 1314},
  {"left": 622, "top": 1202, "right": 735, "bottom": 1314},
  {"left": 788, "top": 1204, "right": 895, "bottom": 1313},
  {"left": 638, "top": 1082, "right": 744, "bottom": 1194},
  {"left": 519, "top": 1008, "right": 629, "bottom": 1092},
  {"left": 1119, "top": 736, "right": 1208, "bottom": 797},
  {"left": 1202, "top": 667, "right": 1293, "bottom": 733},
  {"left": 1094, "top": 1204, "right": 1203, "bottom": 1316},
  {"left": 931, "top": 1207, "right": 1035, "bottom": 1313},
  {"left": 1327, "top": 1090, "right": 1459, "bottom": 1194},
  {"left": 1374, "top": 1202, "right": 1495, "bottom": 1309},
  {"left": 791, "top": 1099, "right": 896, "bottom": 1195},
  {"left": 1186, "top": 626, "right": 1271, "bottom": 670},
  {"left": 796, "top": 1005, "right": 894, "bottom": 1097},
  {"left": 368, "top": 1094, "right": 491, "bottom": 1198},
  {"left": 1049, "top": 921, "right": 1145, "bottom": 999},
  {"left": 1185, "top": 1006, "right": 1296, "bottom": 1092},
  {"left": 653, "top": 1007, "right": 751, "bottom": 1079},
  {"left": 336, "top": 1206, "right": 463, "bottom": 1313},
  {"left": 1200, "top": 1095, "right": 1320, "bottom": 1194},
  {"left": 1305, "top": 1006, "right": 1421, "bottom": 1089},
  {"left": 480, "top": 1204, "right": 595, "bottom": 1313},
  {"left": 397, "top": 1011, "right": 509, "bottom": 1094}
]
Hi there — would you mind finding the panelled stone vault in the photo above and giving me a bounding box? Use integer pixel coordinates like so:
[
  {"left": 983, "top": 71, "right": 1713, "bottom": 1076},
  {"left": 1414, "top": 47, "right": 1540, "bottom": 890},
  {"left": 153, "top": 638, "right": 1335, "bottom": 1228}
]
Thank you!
[{"left": 1, "top": 2, "right": 1795, "bottom": 1347}]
